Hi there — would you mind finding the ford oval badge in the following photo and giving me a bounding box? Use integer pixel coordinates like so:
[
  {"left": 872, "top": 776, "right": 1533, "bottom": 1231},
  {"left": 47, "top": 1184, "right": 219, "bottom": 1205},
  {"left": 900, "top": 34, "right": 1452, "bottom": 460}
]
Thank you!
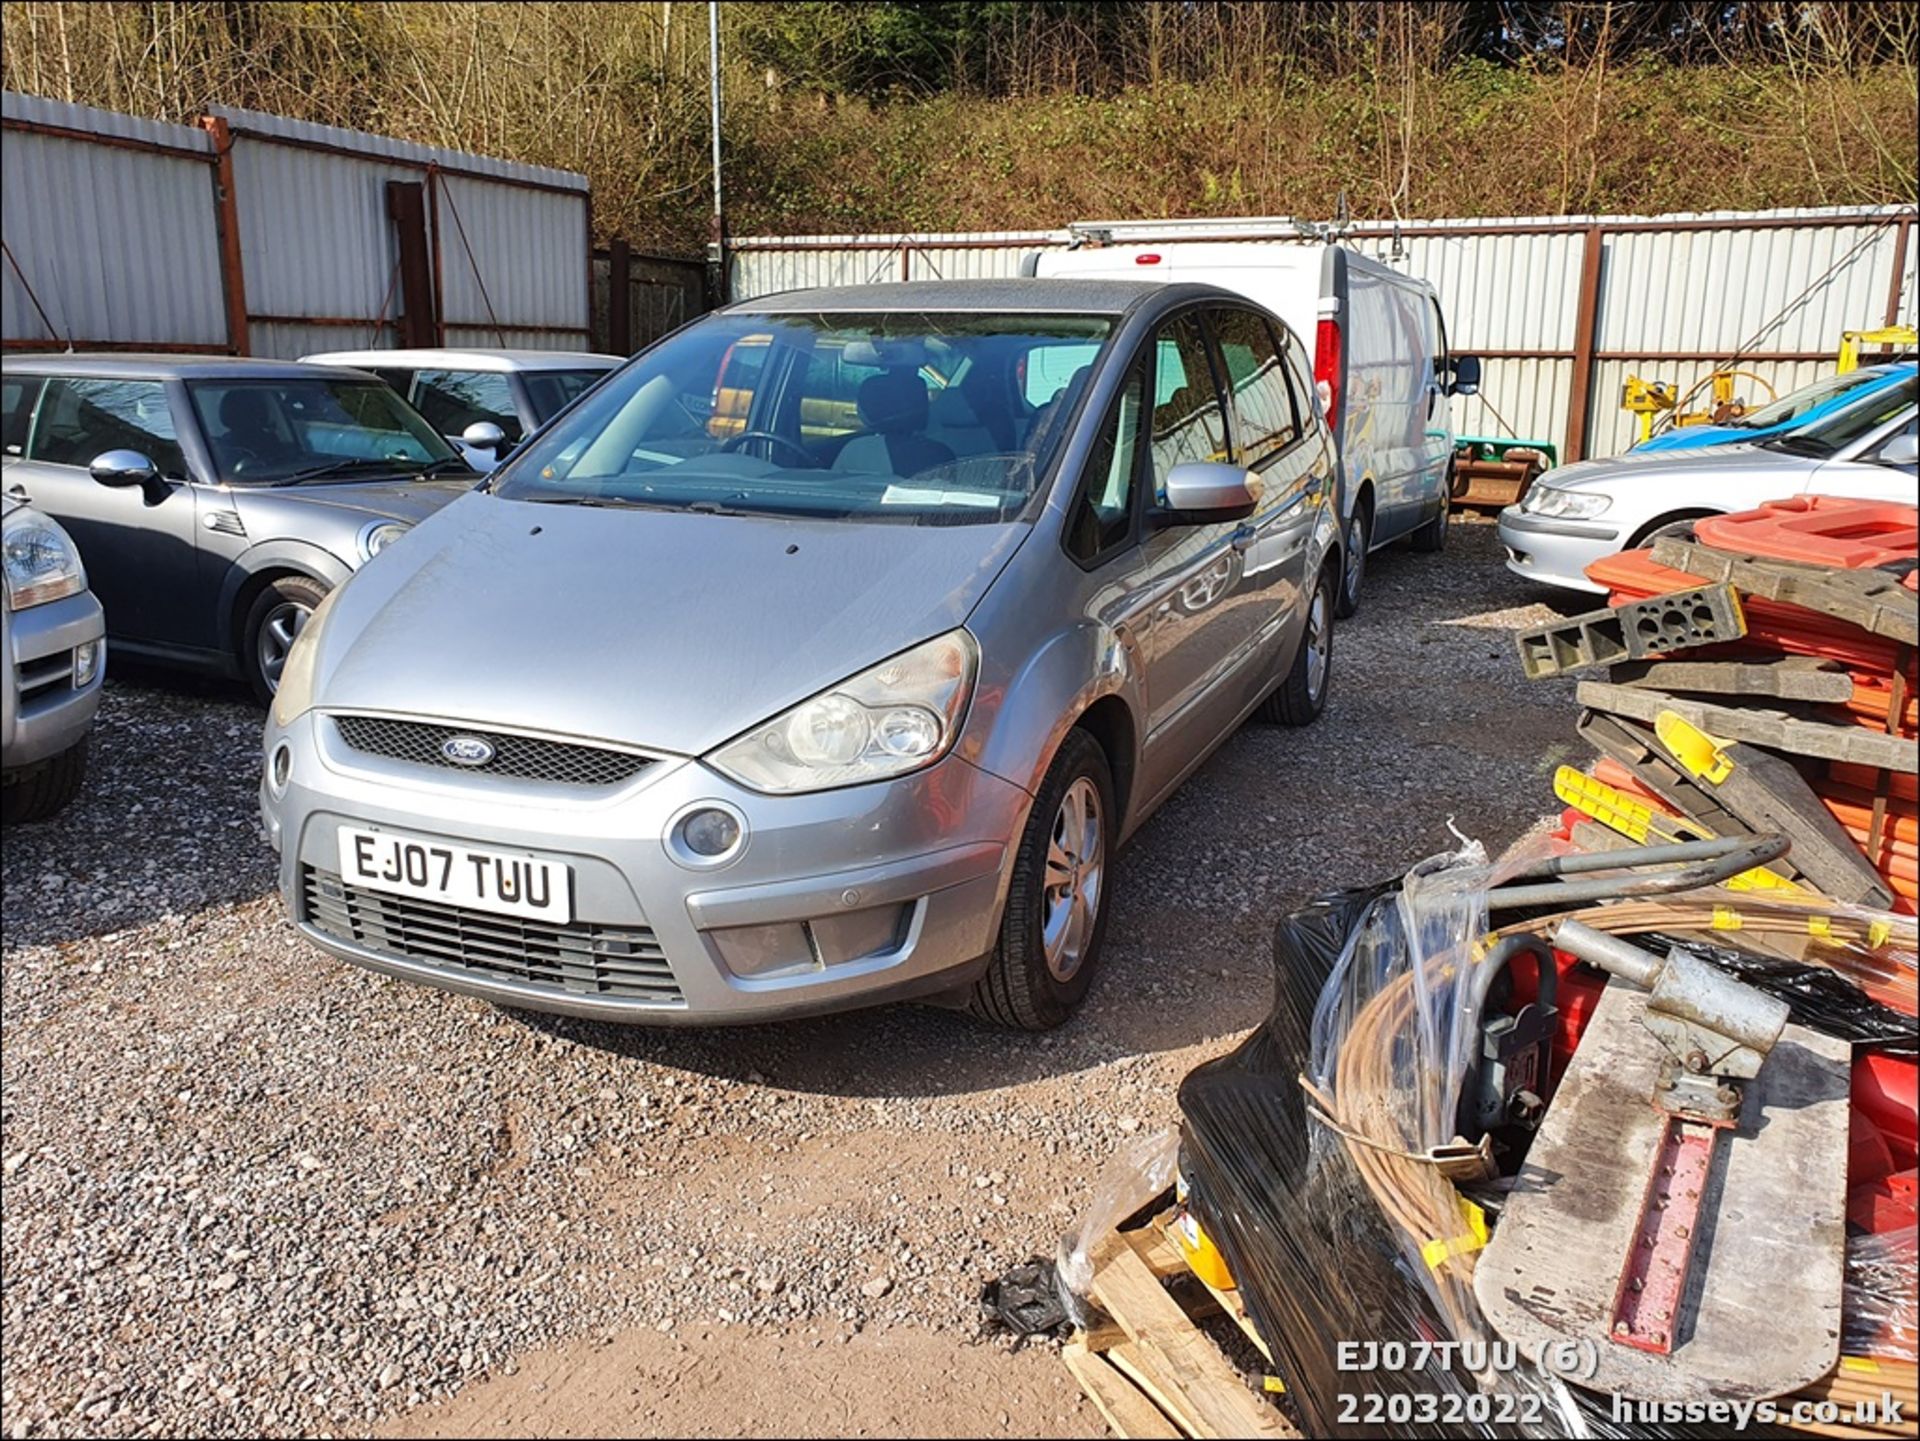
[{"left": 441, "top": 735, "right": 496, "bottom": 767}]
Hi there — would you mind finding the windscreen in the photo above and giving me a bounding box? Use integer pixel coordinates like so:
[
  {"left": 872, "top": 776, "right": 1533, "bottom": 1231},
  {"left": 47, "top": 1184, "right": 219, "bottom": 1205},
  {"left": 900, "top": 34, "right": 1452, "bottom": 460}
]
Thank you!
[
  {"left": 187, "top": 378, "right": 460, "bottom": 484},
  {"left": 1736, "top": 368, "right": 1901, "bottom": 429},
  {"left": 1765, "top": 376, "right": 1917, "bottom": 457},
  {"left": 492, "top": 311, "right": 1114, "bottom": 524}
]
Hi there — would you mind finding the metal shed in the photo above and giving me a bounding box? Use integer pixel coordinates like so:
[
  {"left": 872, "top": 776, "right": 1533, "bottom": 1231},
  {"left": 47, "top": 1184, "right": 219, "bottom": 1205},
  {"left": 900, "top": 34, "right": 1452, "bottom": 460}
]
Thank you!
[
  {"left": 726, "top": 206, "right": 1916, "bottom": 461},
  {"left": 3, "top": 92, "right": 594, "bottom": 360}
]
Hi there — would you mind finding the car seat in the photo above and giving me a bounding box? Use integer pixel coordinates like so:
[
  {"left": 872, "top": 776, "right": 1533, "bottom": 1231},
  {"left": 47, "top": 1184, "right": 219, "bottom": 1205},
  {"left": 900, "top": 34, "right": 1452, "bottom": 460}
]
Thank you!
[{"left": 833, "top": 371, "right": 955, "bottom": 477}]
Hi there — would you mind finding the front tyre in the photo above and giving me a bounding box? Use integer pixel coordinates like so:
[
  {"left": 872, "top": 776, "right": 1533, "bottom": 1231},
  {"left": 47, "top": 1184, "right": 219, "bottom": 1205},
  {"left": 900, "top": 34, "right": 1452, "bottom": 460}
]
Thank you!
[
  {"left": 969, "top": 729, "right": 1115, "bottom": 1031},
  {"left": 2, "top": 738, "right": 89, "bottom": 823},
  {"left": 1256, "top": 564, "right": 1334, "bottom": 726},
  {"left": 243, "top": 574, "right": 330, "bottom": 704}
]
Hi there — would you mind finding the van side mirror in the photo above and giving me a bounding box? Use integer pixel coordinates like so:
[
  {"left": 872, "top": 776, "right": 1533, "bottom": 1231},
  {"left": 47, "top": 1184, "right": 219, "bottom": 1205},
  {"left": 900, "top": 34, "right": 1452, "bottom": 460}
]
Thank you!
[
  {"left": 1156, "top": 461, "right": 1258, "bottom": 525},
  {"left": 460, "top": 421, "right": 509, "bottom": 454},
  {"left": 1877, "top": 431, "right": 1918, "bottom": 468},
  {"left": 90, "top": 450, "right": 170, "bottom": 505},
  {"left": 1446, "top": 355, "right": 1482, "bottom": 397}
]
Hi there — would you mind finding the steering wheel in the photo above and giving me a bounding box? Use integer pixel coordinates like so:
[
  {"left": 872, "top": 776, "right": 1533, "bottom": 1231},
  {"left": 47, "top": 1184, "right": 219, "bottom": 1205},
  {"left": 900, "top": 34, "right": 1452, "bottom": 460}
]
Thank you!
[
  {"left": 224, "top": 446, "right": 264, "bottom": 478},
  {"left": 720, "top": 430, "right": 817, "bottom": 467}
]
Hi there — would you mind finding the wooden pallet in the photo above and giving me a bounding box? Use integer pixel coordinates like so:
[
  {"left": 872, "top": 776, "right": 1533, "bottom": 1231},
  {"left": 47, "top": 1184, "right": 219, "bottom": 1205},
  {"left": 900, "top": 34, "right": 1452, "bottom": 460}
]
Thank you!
[{"left": 1062, "top": 1210, "right": 1296, "bottom": 1439}]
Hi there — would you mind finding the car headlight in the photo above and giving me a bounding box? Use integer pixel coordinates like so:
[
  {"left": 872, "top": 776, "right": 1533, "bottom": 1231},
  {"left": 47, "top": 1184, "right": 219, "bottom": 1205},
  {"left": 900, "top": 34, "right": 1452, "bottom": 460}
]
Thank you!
[
  {"left": 357, "top": 521, "right": 408, "bottom": 562},
  {"left": 270, "top": 584, "right": 343, "bottom": 728},
  {"left": 2, "top": 511, "right": 87, "bottom": 610},
  {"left": 707, "top": 629, "right": 978, "bottom": 794},
  {"left": 1521, "top": 485, "right": 1612, "bottom": 520}
]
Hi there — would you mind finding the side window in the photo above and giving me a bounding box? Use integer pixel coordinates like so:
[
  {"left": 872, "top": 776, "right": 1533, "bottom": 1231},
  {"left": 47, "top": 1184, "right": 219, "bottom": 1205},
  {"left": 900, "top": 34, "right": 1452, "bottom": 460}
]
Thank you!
[
  {"left": 1065, "top": 360, "right": 1147, "bottom": 565},
  {"left": 412, "top": 370, "right": 520, "bottom": 442},
  {"left": 29, "top": 378, "right": 186, "bottom": 478},
  {"left": 1148, "top": 315, "right": 1230, "bottom": 507},
  {"left": 1276, "top": 324, "right": 1320, "bottom": 432},
  {"left": 800, "top": 345, "right": 880, "bottom": 438},
  {"left": 1208, "top": 308, "right": 1301, "bottom": 470},
  {"left": 2, "top": 377, "right": 43, "bottom": 457}
]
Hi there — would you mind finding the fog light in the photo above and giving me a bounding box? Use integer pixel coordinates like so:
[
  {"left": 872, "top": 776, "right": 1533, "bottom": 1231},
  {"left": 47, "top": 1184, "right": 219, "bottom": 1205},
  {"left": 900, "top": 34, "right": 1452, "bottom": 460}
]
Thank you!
[
  {"left": 72, "top": 640, "right": 101, "bottom": 687},
  {"left": 683, "top": 807, "right": 740, "bottom": 855},
  {"left": 667, "top": 802, "right": 747, "bottom": 868},
  {"left": 269, "top": 743, "right": 291, "bottom": 793}
]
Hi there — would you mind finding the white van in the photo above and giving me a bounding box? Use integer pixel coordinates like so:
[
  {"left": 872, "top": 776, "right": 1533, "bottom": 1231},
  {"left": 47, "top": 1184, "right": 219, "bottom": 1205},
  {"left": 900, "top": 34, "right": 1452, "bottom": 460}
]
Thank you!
[{"left": 1029, "top": 233, "right": 1479, "bottom": 613}]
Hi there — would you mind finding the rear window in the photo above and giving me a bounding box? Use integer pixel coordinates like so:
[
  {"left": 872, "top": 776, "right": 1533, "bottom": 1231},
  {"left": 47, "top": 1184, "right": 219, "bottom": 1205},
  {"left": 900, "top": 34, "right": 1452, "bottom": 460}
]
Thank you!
[{"left": 522, "top": 370, "right": 612, "bottom": 426}]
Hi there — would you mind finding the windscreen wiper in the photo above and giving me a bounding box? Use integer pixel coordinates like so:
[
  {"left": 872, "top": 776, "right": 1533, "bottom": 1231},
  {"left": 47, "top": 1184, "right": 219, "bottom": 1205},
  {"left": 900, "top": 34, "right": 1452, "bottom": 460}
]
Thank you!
[
  {"left": 268, "top": 457, "right": 439, "bottom": 486},
  {"left": 1757, "top": 434, "right": 1832, "bottom": 457}
]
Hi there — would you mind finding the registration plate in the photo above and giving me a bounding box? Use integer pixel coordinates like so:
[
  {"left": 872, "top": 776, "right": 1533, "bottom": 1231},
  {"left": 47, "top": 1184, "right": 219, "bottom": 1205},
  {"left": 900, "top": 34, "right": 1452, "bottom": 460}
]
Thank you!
[{"left": 337, "top": 827, "right": 572, "bottom": 923}]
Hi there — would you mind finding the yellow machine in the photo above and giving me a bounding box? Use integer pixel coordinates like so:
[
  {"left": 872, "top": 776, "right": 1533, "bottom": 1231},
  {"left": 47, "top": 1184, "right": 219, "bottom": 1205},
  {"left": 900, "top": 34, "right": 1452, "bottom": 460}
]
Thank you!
[
  {"left": 1622, "top": 323, "right": 1917, "bottom": 446},
  {"left": 1837, "top": 325, "right": 1918, "bottom": 373},
  {"left": 1621, "top": 369, "right": 1776, "bottom": 445}
]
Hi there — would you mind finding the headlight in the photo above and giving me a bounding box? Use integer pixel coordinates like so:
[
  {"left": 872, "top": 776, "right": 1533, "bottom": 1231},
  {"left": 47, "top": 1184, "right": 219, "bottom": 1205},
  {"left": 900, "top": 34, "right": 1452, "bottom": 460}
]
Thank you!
[
  {"left": 1521, "top": 485, "right": 1611, "bottom": 520},
  {"left": 2, "top": 512, "right": 86, "bottom": 610},
  {"left": 270, "top": 584, "right": 342, "bottom": 728},
  {"left": 708, "top": 630, "right": 978, "bottom": 794},
  {"left": 357, "top": 521, "right": 408, "bottom": 562}
]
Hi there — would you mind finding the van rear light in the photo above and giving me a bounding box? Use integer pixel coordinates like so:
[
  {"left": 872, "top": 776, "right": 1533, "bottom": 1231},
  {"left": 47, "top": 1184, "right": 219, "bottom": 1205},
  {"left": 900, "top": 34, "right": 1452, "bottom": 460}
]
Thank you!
[
  {"left": 1315, "top": 318, "right": 1343, "bottom": 431},
  {"left": 1135, "top": 253, "right": 1162, "bottom": 265}
]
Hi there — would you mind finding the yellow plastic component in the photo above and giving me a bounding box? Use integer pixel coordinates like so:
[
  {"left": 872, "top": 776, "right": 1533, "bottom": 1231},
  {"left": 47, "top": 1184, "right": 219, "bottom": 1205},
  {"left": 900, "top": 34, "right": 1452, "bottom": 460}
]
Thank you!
[
  {"left": 1655, "top": 711, "right": 1736, "bottom": 785},
  {"left": 1712, "top": 905, "right": 1745, "bottom": 931},
  {"left": 1721, "top": 865, "right": 1802, "bottom": 895},
  {"left": 1262, "top": 1376, "right": 1288, "bottom": 1395},
  {"left": 1420, "top": 1198, "right": 1489, "bottom": 1272},
  {"left": 1554, "top": 765, "right": 1709, "bottom": 844},
  {"left": 1171, "top": 1172, "right": 1236, "bottom": 1292}
]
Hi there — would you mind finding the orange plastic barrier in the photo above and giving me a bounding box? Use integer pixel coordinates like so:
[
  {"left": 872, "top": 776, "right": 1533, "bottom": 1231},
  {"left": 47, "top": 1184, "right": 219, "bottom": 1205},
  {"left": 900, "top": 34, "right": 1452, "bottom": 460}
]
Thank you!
[{"left": 1693, "top": 496, "right": 1919, "bottom": 575}]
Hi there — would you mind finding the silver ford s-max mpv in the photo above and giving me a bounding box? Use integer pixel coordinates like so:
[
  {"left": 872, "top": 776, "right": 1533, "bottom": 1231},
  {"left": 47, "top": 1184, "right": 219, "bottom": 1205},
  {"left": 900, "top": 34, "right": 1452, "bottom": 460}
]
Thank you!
[{"left": 262, "top": 279, "right": 1343, "bottom": 1029}]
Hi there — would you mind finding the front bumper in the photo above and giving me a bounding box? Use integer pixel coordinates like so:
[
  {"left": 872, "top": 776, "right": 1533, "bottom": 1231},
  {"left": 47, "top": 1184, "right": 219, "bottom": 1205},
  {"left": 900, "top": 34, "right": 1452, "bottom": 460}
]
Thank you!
[
  {"left": 261, "top": 709, "right": 1031, "bottom": 1024},
  {"left": 2, "top": 589, "right": 106, "bottom": 772},
  {"left": 1495, "top": 507, "right": 1620, "bottom": 595}
]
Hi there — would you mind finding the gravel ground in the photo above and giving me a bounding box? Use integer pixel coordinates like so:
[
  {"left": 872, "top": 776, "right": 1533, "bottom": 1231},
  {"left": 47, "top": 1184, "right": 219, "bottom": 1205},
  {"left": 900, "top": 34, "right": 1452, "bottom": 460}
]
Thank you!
[{"left": 2, "top": 519, "right": 1579, "bottom": 1438}]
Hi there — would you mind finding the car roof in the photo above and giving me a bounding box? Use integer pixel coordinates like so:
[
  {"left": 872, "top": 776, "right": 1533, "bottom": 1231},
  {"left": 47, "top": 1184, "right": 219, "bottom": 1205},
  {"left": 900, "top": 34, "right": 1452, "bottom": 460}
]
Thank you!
[
  {"left": 729, "top": 277, "right": 1227, "bottom": 316},
  {"left": 299, "top": 348, "right": 622, "bottom": 372},
  {"left": 2, "top": 353, "right": 372, "bottom": 381}
]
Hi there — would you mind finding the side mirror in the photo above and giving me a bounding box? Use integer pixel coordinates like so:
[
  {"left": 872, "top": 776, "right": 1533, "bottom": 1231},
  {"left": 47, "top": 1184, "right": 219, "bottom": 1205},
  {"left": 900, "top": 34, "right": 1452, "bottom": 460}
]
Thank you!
[
  {"left": 90, "top": 450, "right": 170, "bottom": 505},
  {"left": 1447, "top": 355, "right": 1482, "bottom": 397},
  {"left": 1158, "top": 461, "right": 1258, "bottom": 525},
  {"left": 1877, "top": 431, "right": 1918, "bottom": 468},
  {"left": 460, "top": 421, "right": 508, "bottom": 454}
]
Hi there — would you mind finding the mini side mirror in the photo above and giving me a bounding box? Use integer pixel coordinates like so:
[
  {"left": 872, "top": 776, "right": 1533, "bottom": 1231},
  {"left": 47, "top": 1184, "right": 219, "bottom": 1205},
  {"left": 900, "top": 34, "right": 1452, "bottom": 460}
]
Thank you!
[
  {"left": 1158, "top": 461, "right": 1259, "bottom": 525},
  {"left": 461, "top": 421, "right": 508, "bottom": 454},
  {"left": 90, "top": 450, "right": 169, "bottom": 504},
  {"left": 1878, "top": 431, "right": 1918, "bottom": 468},
  {"left": 1447, "top": 355, "right": 1482, "bottom": 397}
]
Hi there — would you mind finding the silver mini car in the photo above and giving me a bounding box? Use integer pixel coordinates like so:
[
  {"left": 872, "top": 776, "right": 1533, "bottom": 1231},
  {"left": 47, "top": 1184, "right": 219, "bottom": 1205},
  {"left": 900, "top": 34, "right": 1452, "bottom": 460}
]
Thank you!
[
  {"left": 2, "top": 492, "right": 105, "bottom": 821},
  {"left": 262, "top": 280, "right": 1342, "bottom": 1029}
]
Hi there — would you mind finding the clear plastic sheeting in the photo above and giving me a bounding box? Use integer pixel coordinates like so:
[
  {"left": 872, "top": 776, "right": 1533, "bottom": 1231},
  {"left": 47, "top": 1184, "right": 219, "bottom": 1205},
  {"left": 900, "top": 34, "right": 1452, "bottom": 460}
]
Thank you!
[
  {"left": 1177, "top": 847, "right": 1591, "bottom": 1438},
  {"left": 1054, "top": 1128, "right": 1178, "bottom": 1330},
  {"left": 1845, "top": 1229, "right": 1919, "bottom": 1364}
]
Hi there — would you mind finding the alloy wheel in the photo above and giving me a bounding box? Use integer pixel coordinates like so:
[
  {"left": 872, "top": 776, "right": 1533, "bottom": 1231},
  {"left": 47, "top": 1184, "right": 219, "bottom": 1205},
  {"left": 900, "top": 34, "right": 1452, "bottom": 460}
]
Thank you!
[
  {"left": 1041, "top": 776, "right": 1104, "bottom": 983},
  {"left": 255, "top": 600, "right": 311, "bottom": 695}
]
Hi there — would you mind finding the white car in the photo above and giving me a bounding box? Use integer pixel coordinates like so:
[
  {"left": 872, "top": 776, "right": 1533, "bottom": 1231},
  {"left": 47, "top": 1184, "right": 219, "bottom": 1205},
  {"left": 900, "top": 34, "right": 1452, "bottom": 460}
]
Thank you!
[
  {"left": 1498, "top": 374, "right": 1917, "bottom": 594},
  {"left": 301, "top": 348, "right": 621, "bottom": 470}
]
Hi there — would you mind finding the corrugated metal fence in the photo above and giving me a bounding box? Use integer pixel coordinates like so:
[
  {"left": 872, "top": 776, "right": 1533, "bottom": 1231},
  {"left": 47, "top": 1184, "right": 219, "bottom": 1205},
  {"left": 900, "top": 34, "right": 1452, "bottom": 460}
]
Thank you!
[
  {"left": 2, "top": 92, "right": 593, "bottom": 359},
  {"left": 727, "top": 207, "right": 1917, "bottom": 460}
]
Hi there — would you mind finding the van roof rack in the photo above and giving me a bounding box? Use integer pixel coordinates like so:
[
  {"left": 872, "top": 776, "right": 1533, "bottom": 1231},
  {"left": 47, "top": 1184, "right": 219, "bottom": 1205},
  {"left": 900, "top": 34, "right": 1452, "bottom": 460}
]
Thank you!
[{"left": 1066, "top": 216, "right": 1335, "bottom": 245}]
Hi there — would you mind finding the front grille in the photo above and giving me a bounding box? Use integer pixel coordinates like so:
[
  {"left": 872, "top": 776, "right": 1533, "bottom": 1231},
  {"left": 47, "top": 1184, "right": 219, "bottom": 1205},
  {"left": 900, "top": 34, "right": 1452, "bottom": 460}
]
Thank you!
[
  {"left": 301, "top": 865, "right": 682, "bottom": 1004},
  {"left": 16, "top": 650, "right": 74, "bottom": 701},
  {"left": 331, "top": 715, "right": 652, "bottom": 788}
]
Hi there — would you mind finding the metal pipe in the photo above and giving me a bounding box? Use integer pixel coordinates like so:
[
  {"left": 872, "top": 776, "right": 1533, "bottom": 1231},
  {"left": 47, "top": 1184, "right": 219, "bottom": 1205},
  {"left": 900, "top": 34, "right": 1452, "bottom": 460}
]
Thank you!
[
  {"left": 1550, "top": 919, "right": 1662, "bottom": 988},
  {"left": 709, "top": 0, "right": 723, "bottom": 245},
  {"left": 1485, "top": 834, "right": 1790, "bottom": 911}
]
